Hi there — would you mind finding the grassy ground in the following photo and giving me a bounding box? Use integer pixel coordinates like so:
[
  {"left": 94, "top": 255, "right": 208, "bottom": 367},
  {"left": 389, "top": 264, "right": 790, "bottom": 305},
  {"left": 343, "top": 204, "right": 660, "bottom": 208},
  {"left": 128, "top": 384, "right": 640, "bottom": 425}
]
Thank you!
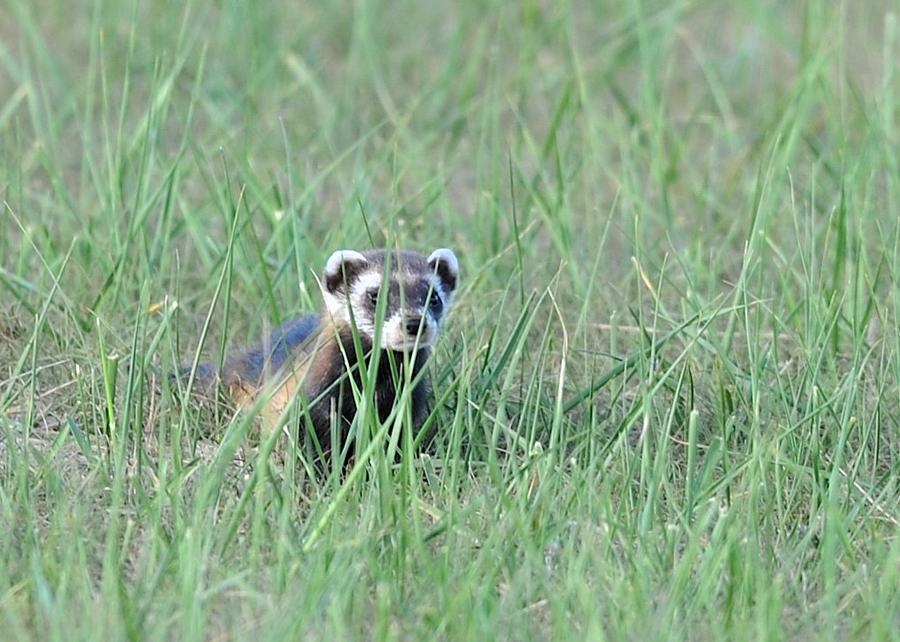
[{"left": 1, "top": 0, "right": 898, "bottom": 639}]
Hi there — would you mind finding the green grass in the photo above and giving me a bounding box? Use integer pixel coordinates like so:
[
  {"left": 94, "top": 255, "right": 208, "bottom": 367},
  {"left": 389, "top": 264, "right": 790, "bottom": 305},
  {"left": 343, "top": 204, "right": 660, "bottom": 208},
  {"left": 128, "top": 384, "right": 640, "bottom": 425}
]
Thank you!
[{"left": 1, "top": 0, "right": 899, "bottom": 639}]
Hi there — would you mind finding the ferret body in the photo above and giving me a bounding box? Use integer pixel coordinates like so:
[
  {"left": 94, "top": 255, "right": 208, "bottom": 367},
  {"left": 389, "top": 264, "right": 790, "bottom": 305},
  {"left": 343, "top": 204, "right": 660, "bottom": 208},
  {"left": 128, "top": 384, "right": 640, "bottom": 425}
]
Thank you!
[{"left": 176, "top": 248, "right": 459, "bottom": 457}]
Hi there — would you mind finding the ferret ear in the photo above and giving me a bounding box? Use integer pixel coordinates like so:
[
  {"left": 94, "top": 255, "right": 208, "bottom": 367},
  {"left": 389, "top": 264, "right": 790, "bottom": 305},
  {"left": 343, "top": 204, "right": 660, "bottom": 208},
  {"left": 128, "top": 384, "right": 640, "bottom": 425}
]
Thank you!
[
  {"left": 427, "top": 248, "right": 459, "bottom": 293},
  {"left": 323, "top": 250, "right": 368, "bottom": 293}
]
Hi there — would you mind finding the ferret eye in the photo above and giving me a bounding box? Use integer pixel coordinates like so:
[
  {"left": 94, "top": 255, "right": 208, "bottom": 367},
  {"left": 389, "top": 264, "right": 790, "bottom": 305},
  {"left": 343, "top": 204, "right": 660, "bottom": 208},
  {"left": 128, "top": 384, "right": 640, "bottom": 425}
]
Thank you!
[
  {"left": 367, "top": 289, "right": 380, "bottom": 307},
  {"left": 428, "top": 290, "right": 443, "bottom": 314}
]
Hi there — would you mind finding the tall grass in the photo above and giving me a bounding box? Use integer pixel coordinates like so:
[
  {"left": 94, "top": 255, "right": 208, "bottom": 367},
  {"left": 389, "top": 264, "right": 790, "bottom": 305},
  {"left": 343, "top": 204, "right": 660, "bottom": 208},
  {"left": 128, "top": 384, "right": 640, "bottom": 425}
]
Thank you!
[{"left": 1, "top": 0, "right": 898, "bottom": 640}]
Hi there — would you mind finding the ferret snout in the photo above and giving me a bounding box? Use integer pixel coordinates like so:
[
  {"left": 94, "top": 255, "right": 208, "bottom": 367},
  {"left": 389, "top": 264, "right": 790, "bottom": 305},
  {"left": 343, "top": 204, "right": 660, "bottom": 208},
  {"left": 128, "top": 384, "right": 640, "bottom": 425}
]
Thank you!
[
  {"left": 382, "top": 308, "right": 436, "bottom": 352},
  {"left": 404, "top": 314, "right": 425, "bottom": 336}
]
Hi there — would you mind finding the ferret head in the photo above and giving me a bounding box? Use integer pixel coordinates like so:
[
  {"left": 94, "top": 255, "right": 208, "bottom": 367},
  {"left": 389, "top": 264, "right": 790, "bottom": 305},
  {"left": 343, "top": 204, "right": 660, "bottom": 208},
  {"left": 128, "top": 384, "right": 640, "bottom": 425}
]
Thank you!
[{"left": 321, "top": 248, "right": 459, "bottom": 352}]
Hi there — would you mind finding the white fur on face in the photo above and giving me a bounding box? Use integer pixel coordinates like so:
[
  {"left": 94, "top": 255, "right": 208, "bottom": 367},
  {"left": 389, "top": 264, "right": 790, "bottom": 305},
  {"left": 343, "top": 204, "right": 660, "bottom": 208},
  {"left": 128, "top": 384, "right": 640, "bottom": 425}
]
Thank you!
[
  {"left": 360, "top": 270, "right": 442, "bottom": 351},
  {"left": 323, "top": 272, "right": 381, "bottom": 336},
  {"left": 347, "top": 271, "right": 383, "bottom": 339},
  {"left": 323, "top": 290, "right": 352, "bottom": 323},
  {"left": 352, "top": 272, "right": 387, "bottom": 298},
  {"left": 382, "top": 311, "right": 438, "bottom": 352},
  {"left": 321, "top": 255, "right": 455, "bottom": 352}
]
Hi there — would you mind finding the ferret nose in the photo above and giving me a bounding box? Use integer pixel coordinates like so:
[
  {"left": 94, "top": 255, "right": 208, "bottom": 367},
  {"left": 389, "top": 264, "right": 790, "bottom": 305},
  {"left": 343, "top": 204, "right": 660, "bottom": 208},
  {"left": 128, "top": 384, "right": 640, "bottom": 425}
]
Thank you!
[{"left": 404, "top": 315, "right": 425, "bottom": 336}]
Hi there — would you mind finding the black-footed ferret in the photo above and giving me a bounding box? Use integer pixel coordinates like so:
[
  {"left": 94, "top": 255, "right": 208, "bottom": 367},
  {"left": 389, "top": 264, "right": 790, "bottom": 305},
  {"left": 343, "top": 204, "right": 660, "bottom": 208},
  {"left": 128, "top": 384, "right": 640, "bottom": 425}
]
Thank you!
[{"left": 175, "top": 248, "right": 459, "bottom": 457}]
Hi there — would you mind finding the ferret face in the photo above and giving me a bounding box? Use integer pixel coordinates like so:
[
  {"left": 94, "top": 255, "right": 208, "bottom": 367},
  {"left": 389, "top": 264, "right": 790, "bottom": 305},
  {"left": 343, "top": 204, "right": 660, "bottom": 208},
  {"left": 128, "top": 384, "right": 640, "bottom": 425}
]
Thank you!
[{"left": 321, "top": 248, "right": 459, "bottom": 352}]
